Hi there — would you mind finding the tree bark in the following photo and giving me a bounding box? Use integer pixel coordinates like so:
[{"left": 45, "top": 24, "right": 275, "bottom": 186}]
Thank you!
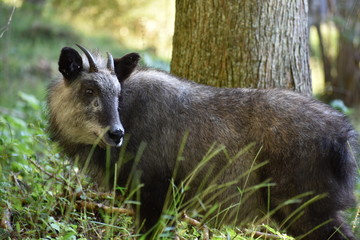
[{"left": 171, "top": 0, "right": 312, "bottom": 95}]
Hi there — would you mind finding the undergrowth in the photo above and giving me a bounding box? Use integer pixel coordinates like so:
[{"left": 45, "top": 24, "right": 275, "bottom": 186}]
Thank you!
[
  {"left": 0, "top": 92, "right": 135, "bottom": 239},
  {"left": 0, "top": 92, "right": 359, "bottom": 239},
  {"left": 0, "top": 93, "right": 296, "bottom": 239}
]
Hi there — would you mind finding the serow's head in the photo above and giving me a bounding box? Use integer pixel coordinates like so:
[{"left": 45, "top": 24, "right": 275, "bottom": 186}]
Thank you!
[{"left": 55, "top": 45, "right": 139, "bottom": 148}]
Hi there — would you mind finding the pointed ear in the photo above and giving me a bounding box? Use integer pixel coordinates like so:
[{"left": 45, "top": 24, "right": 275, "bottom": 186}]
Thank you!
[
  {"left": 58, "top": 47, "right": 83, "bottom": 82},
  {"left": 114, "top": 53, "right": 140, "bottom": 82}
]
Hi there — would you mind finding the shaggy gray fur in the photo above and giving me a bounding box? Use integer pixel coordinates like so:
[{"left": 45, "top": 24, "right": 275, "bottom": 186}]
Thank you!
[{"left": 48, "top": 46, "right": 358, "bottom": 240}]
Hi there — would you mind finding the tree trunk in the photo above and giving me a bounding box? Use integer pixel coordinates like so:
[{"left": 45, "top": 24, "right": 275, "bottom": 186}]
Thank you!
[
  {"left": 309, "top": 0, "right": 360, "bottom": 107},
  {"left": 334, "top": 35, "right": 360, "bottom": 106},
  {"left": 333, "top": 0, "right": 360, "bottom": 107},
  {"left": 171, "top": 0, "right": 312, "bottom": 95}
]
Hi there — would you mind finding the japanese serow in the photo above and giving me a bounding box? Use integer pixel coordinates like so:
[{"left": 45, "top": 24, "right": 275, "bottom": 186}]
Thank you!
[{"left": 48, "top": 45, "right": 359, "bottom": 240}]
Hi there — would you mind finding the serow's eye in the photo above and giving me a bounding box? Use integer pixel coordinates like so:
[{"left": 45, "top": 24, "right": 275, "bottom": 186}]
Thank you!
[{"left": 85, "top": 89, "right": 94, "bottom": 95}]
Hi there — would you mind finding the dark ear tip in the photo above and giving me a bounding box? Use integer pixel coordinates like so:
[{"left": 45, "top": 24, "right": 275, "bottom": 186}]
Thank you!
[
  {"left": 61, "top": 46, "right": 76, "bottom": 53},
  {"left": 123, "top": 53, "right": 141, "bottom": 65},
  {"left": 114, "top": 52, "right": 140, "bottom": 82},
  {"left": 128, "top": 52, "right": 141, "bottom": 60}
]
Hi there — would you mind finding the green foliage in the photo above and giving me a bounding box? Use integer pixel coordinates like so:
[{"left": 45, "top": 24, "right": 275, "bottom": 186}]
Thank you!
[
  {"left": 0, "top": 93, "right": 302, "bottom": 239},
  {"left": 0, "top": 86, "right": 359, "bottom": 239},
  {"left": 0, "top": 2, "right": 170, "bottom": 108},
  {"left": 0, "top": 3, "right": 78, "bottom": 108},
  {"left": 330, "top": 99, "right": 353, "bottom": 115},
  {"left": 0, "top": 92, "right": 139, "bottom": 239}
]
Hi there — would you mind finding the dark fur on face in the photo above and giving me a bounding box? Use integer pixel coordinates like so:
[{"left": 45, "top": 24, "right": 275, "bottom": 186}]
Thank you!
[{"left": 48, "top": 46, "right": 359, "bottom": 240}]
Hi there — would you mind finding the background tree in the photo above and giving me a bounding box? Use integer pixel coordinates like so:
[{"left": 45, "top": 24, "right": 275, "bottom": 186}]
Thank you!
[
  {"left": 171, "top": 0, "right": 312, "bottom": 96},
  {"left": 309, "top": 0, "right": 360, "bottom": 107}
]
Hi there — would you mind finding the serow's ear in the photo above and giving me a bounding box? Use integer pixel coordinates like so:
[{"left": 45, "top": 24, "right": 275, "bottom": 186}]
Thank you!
[
  {"left": 58, "top": 47, "right": 83, "bottom": 82},
  {"left": 114, "top": 52, "right": 140, "bottom": 82}
]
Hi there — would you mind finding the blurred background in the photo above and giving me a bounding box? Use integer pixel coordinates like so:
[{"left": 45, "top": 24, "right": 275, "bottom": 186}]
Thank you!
[
  {"left": 0, "top": 1, "right": 359, "bottom": 238},
  {"left": 309, "top": 0, "right": 360, "bottom": 110},
  {"left": 0, "top": 0, "right": 359, "bottom": 110},
  {"left": 0, "top": 0, "right": 175, "bottom": 109}
]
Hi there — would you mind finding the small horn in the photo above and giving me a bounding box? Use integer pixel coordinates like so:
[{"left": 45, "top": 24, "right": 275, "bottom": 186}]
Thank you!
[
  {"left": 107, "top": 52, "right": 115, "bottom": 74},
  {"left": 76, "top": 44, "right": 98, "bottom": 73}
]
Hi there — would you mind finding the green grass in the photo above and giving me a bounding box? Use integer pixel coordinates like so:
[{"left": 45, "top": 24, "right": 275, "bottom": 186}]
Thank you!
[
  {"left": 0, "top": 92, "right": 135, "bottom": 239},
  {"left": 0, "top": 93, "right": 358, "bottom": 239},
  {"left": 0, "top": 93, "right": 275, "bottom": 239}
]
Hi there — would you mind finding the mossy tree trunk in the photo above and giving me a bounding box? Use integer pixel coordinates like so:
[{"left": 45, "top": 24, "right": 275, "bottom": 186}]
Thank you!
[{"left": 171, "top": 0, "right": 312, "bottom": 95}]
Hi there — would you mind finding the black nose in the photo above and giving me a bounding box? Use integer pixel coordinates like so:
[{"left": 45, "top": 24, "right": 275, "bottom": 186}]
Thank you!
[{"left": 107, "top": 128, "right": 124, "bottom": 144}]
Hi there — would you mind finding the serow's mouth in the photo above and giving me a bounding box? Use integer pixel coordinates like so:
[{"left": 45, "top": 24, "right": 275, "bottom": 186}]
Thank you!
[
  {"left": 103, "top": 134, "right": 123, "bottom": 148},
  {"left": 94, "top": 133, "right": 124, "bottom": 148}
]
